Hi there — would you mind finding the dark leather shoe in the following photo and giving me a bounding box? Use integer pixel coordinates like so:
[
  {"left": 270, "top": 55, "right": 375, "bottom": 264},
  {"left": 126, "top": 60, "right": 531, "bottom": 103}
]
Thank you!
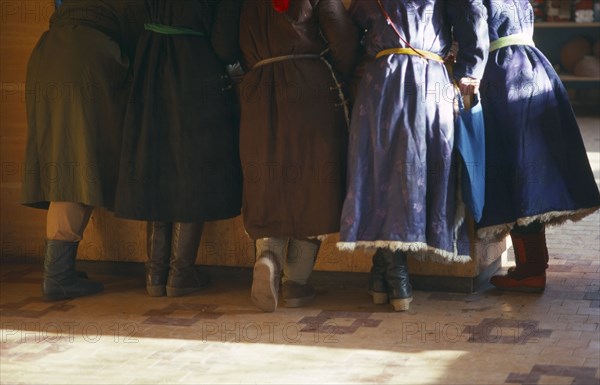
[{"left": 282, "top": 281, "right": 315, "bottom": 308}]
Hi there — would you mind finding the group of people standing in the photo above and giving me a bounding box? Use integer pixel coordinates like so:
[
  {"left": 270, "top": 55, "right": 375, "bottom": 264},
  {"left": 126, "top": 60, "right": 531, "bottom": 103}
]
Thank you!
[{"left": 23, "top": 0, "right": 600, "bottom": 313}]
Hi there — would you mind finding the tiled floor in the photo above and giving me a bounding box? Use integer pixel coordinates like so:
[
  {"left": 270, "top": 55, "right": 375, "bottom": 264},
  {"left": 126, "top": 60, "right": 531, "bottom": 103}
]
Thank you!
[{"left": 1, "top": 115, "right": 599, "bottom": 384}]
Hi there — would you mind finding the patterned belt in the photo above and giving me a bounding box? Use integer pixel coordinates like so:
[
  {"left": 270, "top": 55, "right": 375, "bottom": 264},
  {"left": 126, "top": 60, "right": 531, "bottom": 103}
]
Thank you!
[
  {"left": 144, "top": 23, "right": 206, "bottom": 36},
  {"left": 251, "top": 50, "right": 350, "bottom": 129},
  {"left": 490, "top": 33, "right": 535, "bottom": 52},
  {"left": 376, "top": 48, "right": 444, "bottom": 63},
  {"left": 252, "top": 53, "right": 322, "bottom": 70}
]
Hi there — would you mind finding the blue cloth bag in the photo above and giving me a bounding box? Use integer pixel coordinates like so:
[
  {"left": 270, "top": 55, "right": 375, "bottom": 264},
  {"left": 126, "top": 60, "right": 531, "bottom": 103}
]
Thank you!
[{"left": 455, "top": 94, "right": 486, "bottom": 222}]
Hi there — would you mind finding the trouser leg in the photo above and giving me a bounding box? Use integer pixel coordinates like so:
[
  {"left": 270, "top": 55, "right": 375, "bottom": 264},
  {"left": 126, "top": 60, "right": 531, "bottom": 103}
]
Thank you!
[
  {"left": 46, "top": 202, "right": 93, "bottom": 242},
  {"left": 283, "top": 238, "right": 319, "bottom": 285},
  {"left": 281, "top": 238, "right": 319, "bottom": 308}
]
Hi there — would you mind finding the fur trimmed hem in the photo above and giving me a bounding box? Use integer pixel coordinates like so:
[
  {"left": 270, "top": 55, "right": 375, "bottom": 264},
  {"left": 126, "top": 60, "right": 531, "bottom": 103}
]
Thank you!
[
  {"left": 335, "top": 170, "right": 472, "bottom": 264},
  {"left": 249, "top": 233, "right": 336, "bottom": 242},
  {"left": 476, "top": 206, "right": 600, "bottom": 241},
  {"left": 336, "top": 240, "right": 471, "bottom": 263},
  {"left": 307, "top": 233, "right": 335, "bottom": 242}
]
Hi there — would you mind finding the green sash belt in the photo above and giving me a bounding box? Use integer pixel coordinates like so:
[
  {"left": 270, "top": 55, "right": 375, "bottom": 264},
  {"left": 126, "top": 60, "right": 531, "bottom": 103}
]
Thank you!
[
  {"left": 144, "top": 23, "right": 206, "bottom": 36},
  {"left": 490, "top": 33, "right": 535, "bottom": 52}
]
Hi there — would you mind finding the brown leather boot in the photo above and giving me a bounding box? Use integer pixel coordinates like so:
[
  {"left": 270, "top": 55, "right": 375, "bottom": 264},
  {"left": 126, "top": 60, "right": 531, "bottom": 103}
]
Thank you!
[
  {"left": 490, "top": 225, "right": 548, "bottom": 293},
  {"left": 145, "top": 222, "right": 172, "bottom": 297},
  {"left": 166, "top": 222, "right": 209, "bottom": 297}
]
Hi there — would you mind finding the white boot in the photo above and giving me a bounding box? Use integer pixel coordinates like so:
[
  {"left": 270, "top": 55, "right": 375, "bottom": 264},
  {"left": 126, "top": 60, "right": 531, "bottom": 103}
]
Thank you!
[{"left": 251, "top": 238, "right": 287, "bottom": 312}]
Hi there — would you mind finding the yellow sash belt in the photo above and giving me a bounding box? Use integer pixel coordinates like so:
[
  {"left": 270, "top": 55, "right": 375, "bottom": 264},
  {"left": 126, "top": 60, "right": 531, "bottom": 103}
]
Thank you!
[
  {"left": 490, "top": 33, "right": 535, "bottom": 52},
  {"left": 376, "top": 48, "right": 444, "bottom": 63}
]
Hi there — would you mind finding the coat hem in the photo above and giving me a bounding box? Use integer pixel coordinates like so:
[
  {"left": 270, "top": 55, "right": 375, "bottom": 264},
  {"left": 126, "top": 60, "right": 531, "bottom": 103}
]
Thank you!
[
  {"left": 245, "top": 226, "right": 341, "bottom": 241},
  {"left": 336, "top": 240, "right": 471, "bottom": 263},
  {"left": 335, "top": 166, "right": 471, "bottom": 264},
  {"left": 114, "top": 210, "right": 242, "bottom": 224},
  {"left": 307, "top": 233, "right": 335, "bottom": 241},
  {"left": 22, "top": 199, "right": 106, "bottom": 211},
  {"left": 476, "top": 206, "right": 600, "bottom": 241}
]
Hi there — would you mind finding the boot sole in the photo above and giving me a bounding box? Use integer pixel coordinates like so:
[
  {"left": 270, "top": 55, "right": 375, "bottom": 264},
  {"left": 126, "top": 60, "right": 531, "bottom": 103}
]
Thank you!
[
  {"left": 43, "top": 293, "right": 76, "bottom": 301},
  {"left": 390, "top": 297, "right": 412, "bottom": 312},
  {"left": 283, "top": 293, "right": 315, "bottom": 308},
  {"left": 166, "top": 284, "right": 208, "bottom": 297},
  {"left": 42, "top": 282, "right": 104, "bottom": 302},
  {"left": 490, "top": 275, "right": 546, "bottom": 293},
  {"left": 147, "top": 285, "right": 166, "bottom": 297},
  {"left": 493, "top": 286, "right": 545, "bottom": 293},
  {"left": 251, "top": 259, "right": 278, "bottom": 312},
  {"left": 368, "top": 290, "right": 389, "bottom": 305}
]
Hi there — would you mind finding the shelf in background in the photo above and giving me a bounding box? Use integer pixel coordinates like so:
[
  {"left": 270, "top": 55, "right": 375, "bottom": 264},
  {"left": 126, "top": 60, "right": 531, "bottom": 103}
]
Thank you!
[
  {"left": 534, "top": 22, "right": 600, "bottom": 28},
  {"left": 559, "top": 74, "right": 600, "bottom": 82}
]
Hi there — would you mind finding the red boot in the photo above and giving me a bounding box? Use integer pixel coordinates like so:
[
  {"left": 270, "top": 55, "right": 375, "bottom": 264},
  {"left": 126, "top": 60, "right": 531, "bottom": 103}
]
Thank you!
[{"left": 490, "top": 226, "right": 549, "bottom": 293}]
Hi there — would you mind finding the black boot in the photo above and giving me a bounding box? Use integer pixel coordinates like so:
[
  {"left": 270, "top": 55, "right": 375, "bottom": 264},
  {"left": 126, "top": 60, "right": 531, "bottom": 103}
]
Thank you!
[
  {"left": 368, "top": 249, "right": 389, "bottom": 304},
  {"left": 381, "top": 249, "right": 412, "bottom": 312},
  {"left": 166, "top": 222, "right": 209, "bottom": 297},
  {"left": 146, "top": 222, "right": 172, "bottom": 297},
  {"left": 42, "top": 239, "right": 103, "bottom": 301}
]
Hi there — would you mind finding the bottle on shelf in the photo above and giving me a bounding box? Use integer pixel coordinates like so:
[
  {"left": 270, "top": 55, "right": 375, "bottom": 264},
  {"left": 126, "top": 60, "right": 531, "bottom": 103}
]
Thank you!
[
  {"left": 546, "top": 0, "right": 566, "bottom": 21},
  {"left": 531, "top": 0, "right": 546, "bottom": 21},
  {"left": 594, "top": 0, "right": 600, "bottom": 21},
  {"left": 575, "top": 0, "right": 595, "bottom": 22}
]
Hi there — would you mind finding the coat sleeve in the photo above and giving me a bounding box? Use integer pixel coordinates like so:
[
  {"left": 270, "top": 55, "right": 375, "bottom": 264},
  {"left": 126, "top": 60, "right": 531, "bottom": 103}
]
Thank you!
[
  {"left": 446, "top": 0, "right": 489, "bottom": 81},
  {"left": 315, "top": 0, "right": 360, "bottom": 79},
  {"left": 211, "top": 0, "right": 242, "bottom": 65},
  {"left": 348, "top": 0, "right": 372, "bottom": 31}
]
